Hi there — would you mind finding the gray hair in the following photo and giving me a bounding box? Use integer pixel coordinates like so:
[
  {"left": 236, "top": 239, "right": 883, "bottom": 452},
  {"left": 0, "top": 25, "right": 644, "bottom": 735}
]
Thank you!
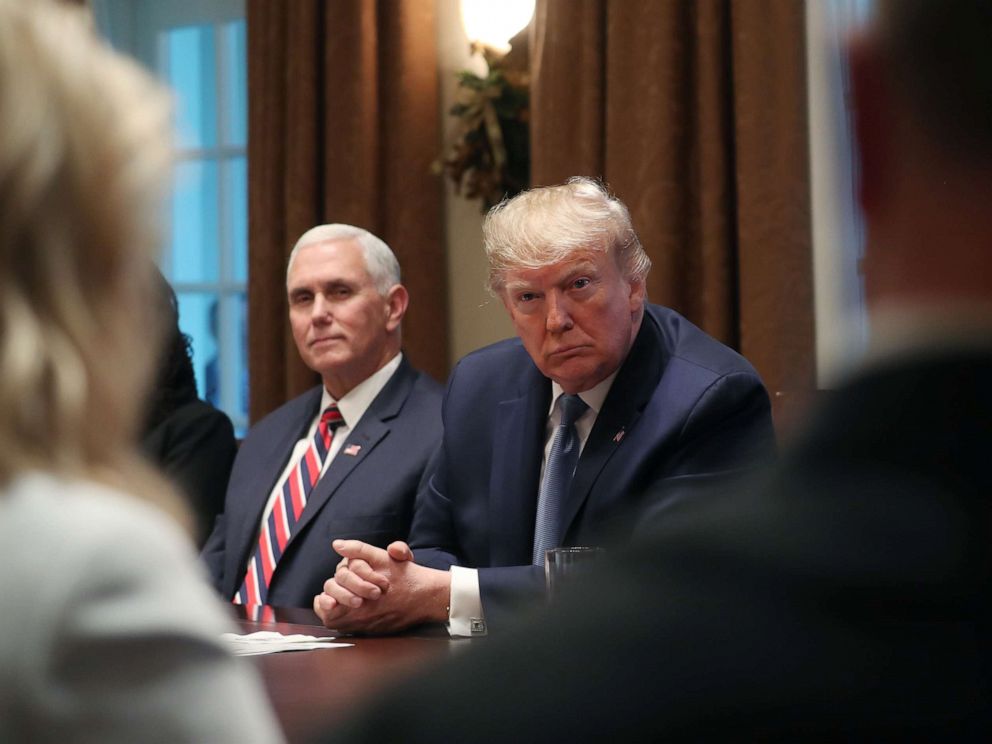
[
  {"left": 482, "top": 177, "right": 652, "bottom": 294},
  {"left": 287, "top": 224, "right": 401, "bottom": 295}
]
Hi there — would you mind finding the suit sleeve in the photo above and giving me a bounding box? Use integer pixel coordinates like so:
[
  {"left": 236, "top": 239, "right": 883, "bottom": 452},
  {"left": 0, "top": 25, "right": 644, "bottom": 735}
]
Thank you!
[
  {"left": 408, "top": 444, "right": 461, "bottom": 570},
  {"left": 160, "top": 407, "right": 237, "bottom": 547},
  {"left": 638, "top": 370, "right": 775, "bottom": 527},
  {"left": 199, "top": 512, "right": 227, "bottom": 593}
]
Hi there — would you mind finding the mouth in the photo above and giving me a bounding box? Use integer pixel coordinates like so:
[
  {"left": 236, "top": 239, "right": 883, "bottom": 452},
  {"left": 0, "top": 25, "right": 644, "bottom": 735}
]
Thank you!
[
  {"left": 548, "top": 344, "right": 588, "bottom": 359},
  {"left": 310, "top": 336, "right": 344, "bottom": 349}
]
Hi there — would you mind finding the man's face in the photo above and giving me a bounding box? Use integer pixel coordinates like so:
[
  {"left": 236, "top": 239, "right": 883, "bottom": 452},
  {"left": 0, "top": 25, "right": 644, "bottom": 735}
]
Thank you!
[
  {"left": 500, "top": 249, "right": 645, "bottom": 394},
  {"left": 287, "top": 239, "right": 397, "bottom": 395}
]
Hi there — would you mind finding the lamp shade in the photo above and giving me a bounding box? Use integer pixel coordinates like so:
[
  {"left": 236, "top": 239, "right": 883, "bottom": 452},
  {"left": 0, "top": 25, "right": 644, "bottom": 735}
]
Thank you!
[{"left": 460, "top": 0, "right": 535, "bottom": 53}]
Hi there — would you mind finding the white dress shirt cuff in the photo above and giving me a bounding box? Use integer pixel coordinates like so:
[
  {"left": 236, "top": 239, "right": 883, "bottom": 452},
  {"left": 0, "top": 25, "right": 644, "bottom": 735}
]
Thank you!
[{"left": 447, "top": 566, "right": 487, "bottom": 637}]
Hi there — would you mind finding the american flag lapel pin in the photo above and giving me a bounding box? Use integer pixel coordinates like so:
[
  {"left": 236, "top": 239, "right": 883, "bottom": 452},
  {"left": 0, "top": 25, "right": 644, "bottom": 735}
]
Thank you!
[
  {"left": 343, "top": 443, "right": 362, "bottom": 456},
  {"left": 613, "top": 428, "right": 625, "bottom": 444}
]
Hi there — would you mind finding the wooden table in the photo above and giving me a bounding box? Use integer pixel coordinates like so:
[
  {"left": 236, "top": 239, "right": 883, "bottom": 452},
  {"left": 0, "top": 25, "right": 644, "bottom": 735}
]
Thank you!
[{"left": 234, "top": 606, "right": 464, "bottom": 743}]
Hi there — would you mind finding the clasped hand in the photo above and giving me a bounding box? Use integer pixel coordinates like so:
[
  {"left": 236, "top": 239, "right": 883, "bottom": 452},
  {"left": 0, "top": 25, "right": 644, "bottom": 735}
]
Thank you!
[{"left": 313, "top": 539, "right": 450, "bottom": 634}]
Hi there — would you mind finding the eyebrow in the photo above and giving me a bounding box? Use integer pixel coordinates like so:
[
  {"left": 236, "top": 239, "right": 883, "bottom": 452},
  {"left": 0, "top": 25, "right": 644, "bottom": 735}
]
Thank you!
[
  {"left": 288, "top": 278, "right": 356, "bottom": 295},
  {"left": 504, "top": 262, "right": 599, "bottom": 292}
]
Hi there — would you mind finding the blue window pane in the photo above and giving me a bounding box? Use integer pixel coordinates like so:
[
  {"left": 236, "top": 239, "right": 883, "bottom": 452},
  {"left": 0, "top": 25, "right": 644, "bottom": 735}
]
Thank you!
[
  {"left": 234, "top": 292, "right": 249, "bottom": 429},
  {"left": 221, "top": 20, "right": 247, "bottom": 147},
  {"left": 227, "top": 156, "right": 248, "bottom": 282},
  {"left": 166, "top": 25, "right": 218, "bottom": 149},
  {"left": 175, "top": 292, "right": 220, "bottom": 404},
  {"left": 171, "top": 159, "right": 220, "bottom": 282}
]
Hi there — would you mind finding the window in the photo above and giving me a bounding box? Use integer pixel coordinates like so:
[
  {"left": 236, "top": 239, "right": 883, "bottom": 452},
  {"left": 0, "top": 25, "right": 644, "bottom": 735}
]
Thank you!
[
  {"left": 93, "top": 0, "right": 248, "bottom": 433},
  {"left": 806, "top": 0, "right": 874, "bottom": 385}
]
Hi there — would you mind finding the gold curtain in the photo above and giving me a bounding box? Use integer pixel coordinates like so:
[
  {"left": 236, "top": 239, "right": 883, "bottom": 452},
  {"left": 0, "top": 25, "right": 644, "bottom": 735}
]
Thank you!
[
  {"left": 532, "top": 0, "right": 815, "bottom": 397},
  {"left": 246, "top": 0, "right": 447, "bottom": 423}
]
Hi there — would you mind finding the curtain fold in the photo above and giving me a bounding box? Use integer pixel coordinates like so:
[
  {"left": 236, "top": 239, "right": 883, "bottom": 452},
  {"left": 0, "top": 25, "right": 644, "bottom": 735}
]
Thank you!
[
  {"left": 247, "top": 0, "right": 446, "bottom": 423},
  {"left": 532, "top": 0, "right": 814, "bottom": 397}
]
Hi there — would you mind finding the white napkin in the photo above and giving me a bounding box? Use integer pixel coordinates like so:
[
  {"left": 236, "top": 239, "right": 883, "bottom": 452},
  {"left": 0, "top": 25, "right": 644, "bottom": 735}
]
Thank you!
[{"left": 221, "top": 630, "right": 354, "bottom": 656}]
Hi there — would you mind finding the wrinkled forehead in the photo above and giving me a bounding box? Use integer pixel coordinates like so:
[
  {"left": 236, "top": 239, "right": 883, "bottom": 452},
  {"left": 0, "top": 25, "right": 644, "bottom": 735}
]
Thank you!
[
  {"left": 499, "top": 249, "right": 615, "bottom": 291},
  {"left": 501, "top": 241, "right": 618, "bottom": 275}
]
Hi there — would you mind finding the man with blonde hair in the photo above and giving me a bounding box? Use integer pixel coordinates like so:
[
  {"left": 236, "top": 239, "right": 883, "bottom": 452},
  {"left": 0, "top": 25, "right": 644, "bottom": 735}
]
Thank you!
[
  {"left": 323, "top": 1, "right": 992, "bottom": 739},
  {"left": 317, "top": 178, "right": 774, "bottom": 635},
  {"left": 202, "top": 224, "right": 443, "bottom": 609}
]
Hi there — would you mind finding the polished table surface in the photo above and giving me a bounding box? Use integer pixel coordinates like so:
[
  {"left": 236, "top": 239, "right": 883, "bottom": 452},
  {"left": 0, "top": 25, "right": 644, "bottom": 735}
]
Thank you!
[{"left": 234, "top": 606, "right": 465, "bottom": 743}]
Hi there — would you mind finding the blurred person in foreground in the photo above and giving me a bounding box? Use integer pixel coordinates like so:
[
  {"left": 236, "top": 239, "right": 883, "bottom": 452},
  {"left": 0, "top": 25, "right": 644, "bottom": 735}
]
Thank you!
[
  {"left": 321, "top": 0, "right": 992, "bottom": 740},
  {"left": 317, "top": 177, "right": 774, "bottom": 636},
  {"left": 141, "top": 269, "right": 238, "bottom": 548},
  {"left": 0, "top": 1, "right": 282, "bottom": 741}
]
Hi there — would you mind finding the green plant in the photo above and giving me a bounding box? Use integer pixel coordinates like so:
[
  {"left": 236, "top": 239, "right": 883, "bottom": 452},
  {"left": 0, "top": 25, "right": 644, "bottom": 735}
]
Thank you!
[{"left": 435, "top": 57, "right": 530, "bottom": 212}]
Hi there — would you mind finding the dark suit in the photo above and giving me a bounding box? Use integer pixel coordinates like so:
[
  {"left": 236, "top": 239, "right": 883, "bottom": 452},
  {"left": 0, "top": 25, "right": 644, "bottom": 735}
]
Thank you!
[
  {"left": 325, "top": 348, "right": 992, "bottom": 742},
  {"left": 410, "top": 303, "right": 775, "bottom": 623},
  {"left": 202, "top": 358, "right": 443, "bottom": 608},
  {"left": 141, "top": 398, "right": 237, "bottom": 548}
]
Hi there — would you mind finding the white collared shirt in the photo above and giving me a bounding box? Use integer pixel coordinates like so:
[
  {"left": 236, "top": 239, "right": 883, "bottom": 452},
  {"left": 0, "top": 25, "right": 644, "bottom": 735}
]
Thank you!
[
  {"left": 448, "top": 371, "right": 619, "bottom": 637},
  {"left": 245, "top": 353, "right": 403, "bottom": 571},
  {"left": 540, "top": 373, "right": 617, "bottom": 477}
]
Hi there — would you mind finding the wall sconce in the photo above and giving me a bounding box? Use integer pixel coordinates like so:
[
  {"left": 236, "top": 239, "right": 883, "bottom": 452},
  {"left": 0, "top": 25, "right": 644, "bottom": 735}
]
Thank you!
[
  {"left": 461, "top": 0, "right": 536, "bottom": 57},
  {"left": 434, "top": 0, "right": 535, "bottom": 211}
]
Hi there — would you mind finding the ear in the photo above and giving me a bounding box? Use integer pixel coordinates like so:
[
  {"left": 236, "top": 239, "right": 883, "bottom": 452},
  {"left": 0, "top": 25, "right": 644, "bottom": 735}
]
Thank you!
[
  {"left": 627, "top": 276, "right": 646, "bottom": 311},
  {"left": 848, "top": 32, "right": 891, "bottom": 218},
  {"left": 384, "top": 284, "right": 409, "bottom": 332}
]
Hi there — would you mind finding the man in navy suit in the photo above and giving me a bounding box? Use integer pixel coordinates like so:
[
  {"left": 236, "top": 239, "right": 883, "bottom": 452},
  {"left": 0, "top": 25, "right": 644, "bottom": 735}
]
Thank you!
[
  {"left": 315, "top": 179, "right": 774, "bottom": 634},
  {"left": 201, "top": 224, "right": 442, "bottom": 608},
  {"left": 320, "top": 3, "right": 992, "bottom": 740}
]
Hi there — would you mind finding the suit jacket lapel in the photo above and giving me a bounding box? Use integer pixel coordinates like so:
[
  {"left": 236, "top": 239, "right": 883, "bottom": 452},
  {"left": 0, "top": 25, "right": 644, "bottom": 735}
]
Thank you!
[
  {"left": 229, "top": 387, "right": 322, "bottom": 582},
  {"left": 489, "top": 365, "right": 550, "bottom": 565},
  {"left": 561, "top": 311, "right": 666, "bottom": 538},
  {"left": 279, "top": 359, "right": 416, "bottom": 553}
]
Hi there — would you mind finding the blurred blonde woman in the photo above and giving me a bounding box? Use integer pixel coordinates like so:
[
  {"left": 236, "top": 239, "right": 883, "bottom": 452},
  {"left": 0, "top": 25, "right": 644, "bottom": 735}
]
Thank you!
[{"left": 0, "top": 1, "right": 282, "bottom": 741}]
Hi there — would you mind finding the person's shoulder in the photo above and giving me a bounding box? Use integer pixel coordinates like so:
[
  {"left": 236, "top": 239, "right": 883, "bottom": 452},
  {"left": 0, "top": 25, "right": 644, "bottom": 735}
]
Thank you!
[
  {"left": 242, "top": 385, "right": 322, "bottom": 440},
  {"left": 647, "top": 303, "right": 763, "bottom": 380},
  {"left": 174, "top": 397, "right": 234, "bottom": 423},
  {"left": 0, "top": 471, "right": 216, "bottom": 629},
  {"left": 385, "top": 364, "right": 444, "bottom": 427},
  {"left": 155, "top": 398, "right": 236, "bottom": 442},
  {"left": 4, "top": 472, "right": 191, "bottom": 556},
  {"left": 404, "top": 365, "right": 445, "bottom": 400},
  {"left": 452, "top": 337, "right": 530, "bottom": 378}
]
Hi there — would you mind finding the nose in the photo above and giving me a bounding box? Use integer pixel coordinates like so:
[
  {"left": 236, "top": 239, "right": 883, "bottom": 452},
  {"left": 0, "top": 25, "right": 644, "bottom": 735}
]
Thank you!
[
  {"left": 311, "top": 293, "right": 332, "bottom": 323},
  {"left": 545, "top": 291, "right": 573, "bottom": 333}
]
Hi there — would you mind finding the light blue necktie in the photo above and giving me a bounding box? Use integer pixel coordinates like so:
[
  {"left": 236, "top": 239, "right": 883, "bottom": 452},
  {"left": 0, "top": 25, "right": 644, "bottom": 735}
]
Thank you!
[{"left": 532, "top": 394, "right": 588, "bottom": 565}]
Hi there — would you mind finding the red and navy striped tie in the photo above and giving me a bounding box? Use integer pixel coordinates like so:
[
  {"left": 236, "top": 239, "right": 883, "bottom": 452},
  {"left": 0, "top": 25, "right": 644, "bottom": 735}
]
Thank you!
[{"left": 234, "top": 406, "right": 344, "bottom": 606}]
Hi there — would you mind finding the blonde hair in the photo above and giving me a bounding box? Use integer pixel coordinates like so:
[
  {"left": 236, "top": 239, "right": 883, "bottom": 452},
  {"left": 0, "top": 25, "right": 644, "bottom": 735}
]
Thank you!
[
  {"left": 483, "top": 177, "right": 652, "bottom": 294},
  {"left": 0, "top": 0, "right": 188, "bottom": 525}
]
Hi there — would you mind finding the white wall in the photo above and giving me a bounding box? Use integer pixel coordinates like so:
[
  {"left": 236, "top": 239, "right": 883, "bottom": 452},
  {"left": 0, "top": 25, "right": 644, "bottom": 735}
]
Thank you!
[
  {"left": 805, "top": 0, "right": 872, "bottom": 386},
  {"left": 436, "top": 0, "right": 515, "bottom": 366}
]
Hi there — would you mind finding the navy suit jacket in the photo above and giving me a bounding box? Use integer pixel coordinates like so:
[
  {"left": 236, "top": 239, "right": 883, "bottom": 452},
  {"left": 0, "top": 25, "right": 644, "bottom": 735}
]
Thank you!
[
  {"left": 202, "top": 358, "right": 443, "bottom": 608},
  {"left": 409, "top": 304, "right": 774, "bottom": 623}
]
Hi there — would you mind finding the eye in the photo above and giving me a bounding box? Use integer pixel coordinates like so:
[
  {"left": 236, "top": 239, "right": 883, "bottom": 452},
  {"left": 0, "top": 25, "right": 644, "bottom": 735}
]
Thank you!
[
  {"left": 517, "top": 292, "right": 537, "bottom": 303},
  {"left": 333, "top": 286, "right": 352, "bottom": 298},
  {"left": 571, "top": 277, "right": 591, "bottom": 290},
  {"left": 290, "top": 291, "right": 312, "bottom": 306}
]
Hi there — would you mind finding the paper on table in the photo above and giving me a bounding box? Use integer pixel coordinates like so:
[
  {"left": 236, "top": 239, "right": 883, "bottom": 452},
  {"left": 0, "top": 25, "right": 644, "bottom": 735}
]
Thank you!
[{"left": 222, "top": 630, "right": 354, "bottom": 656}]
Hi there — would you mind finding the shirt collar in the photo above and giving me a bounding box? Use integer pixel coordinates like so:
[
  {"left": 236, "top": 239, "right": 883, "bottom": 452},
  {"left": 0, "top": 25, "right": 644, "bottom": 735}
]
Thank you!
[
  {"left": 548, "top": 370, "right": 618, "bottom": 418},
  {"left": 320, "top": 352, "right": 403, "bottom": 428}
]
